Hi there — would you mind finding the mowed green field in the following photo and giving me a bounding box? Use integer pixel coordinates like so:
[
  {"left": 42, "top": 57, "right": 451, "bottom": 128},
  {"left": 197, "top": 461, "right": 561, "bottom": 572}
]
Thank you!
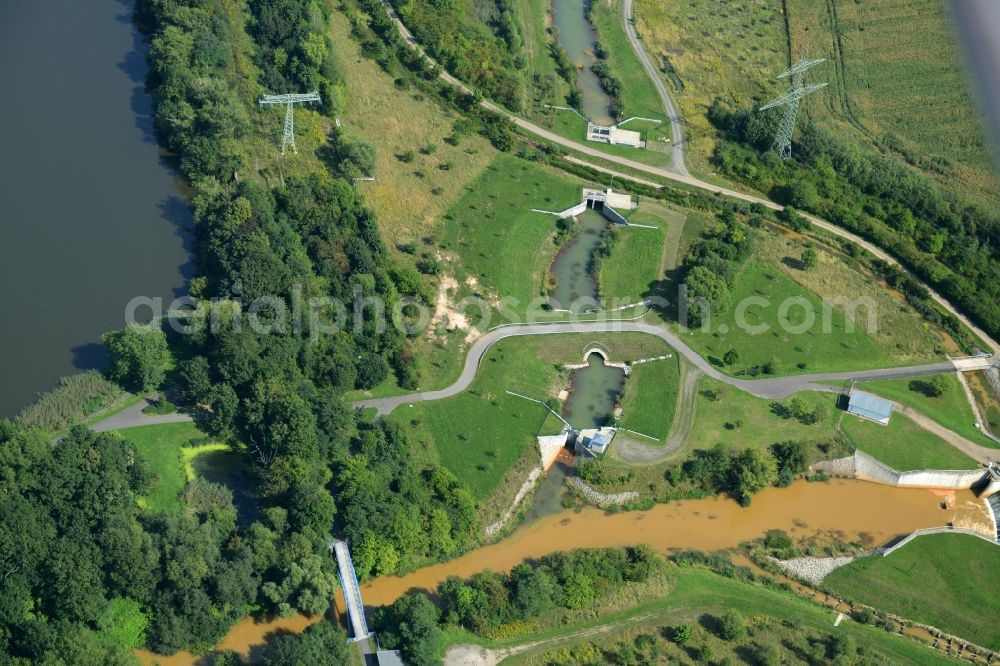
[
  {"left": 838, "top": 409, "right": 978, "bottom": 471},
  {"left": 825, "top": 534, "right": 1000, "bottom": 650},
  {"left": 616, "top": 355, "right": 680, "bottom": 441},
  {"left": 599, "top": 202, "right": 686, "bottom": 304},
  {"left": 683, "top": 262, "right": 900, "bottom": 375},
  {"left": 440, "top": 153, "right": 584, "bottom": 312},
  {"left": 686, "top": 378, "right": 842, "bottom": 454},
  {"left": 393, "top": 333, "right": 675, "bottom": 502},
  {"left": 118, "top": 421, "right": 213, "bottom": 513},
  {"left": 861, "top": 375, "right": 1000, "bottom": 449}
]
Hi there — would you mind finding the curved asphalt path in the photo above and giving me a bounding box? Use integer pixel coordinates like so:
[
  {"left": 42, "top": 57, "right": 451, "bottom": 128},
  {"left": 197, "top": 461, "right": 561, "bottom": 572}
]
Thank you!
[
  {"left": 352, "top": 321, "right": 995, "bottom": 415},
  {"left": 621, "top": 0, "right": 688, "bottom": 175}
]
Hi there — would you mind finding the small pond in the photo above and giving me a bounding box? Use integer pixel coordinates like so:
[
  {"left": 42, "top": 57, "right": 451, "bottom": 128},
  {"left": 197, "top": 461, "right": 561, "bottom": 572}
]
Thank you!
[
  {"left": 551, "top": 0, "right": 615, "bottom": 124},
  {"left": 549, "top": 209, "right": 607, "bottom": 312},
  {"left": 562, "top": 352, "right": 625, "bottom": 429}
]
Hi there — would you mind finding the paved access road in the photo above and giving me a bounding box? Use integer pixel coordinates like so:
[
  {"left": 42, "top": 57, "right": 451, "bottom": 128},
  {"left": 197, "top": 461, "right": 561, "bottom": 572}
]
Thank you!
[
  {"left": 352, "top": 320, "right": 996, "bottom": 415},
  {"left": 620, "top": 0, "right": 688, "bottom": 175},
  {"left": 91, "top": 395, "right": 194, "bottom": 432}
]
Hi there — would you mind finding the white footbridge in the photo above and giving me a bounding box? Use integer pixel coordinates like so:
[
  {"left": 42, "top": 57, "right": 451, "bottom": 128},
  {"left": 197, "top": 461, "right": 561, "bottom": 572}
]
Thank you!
[{"left": 332, "top": 539, "right": 373, "bottom": 642}]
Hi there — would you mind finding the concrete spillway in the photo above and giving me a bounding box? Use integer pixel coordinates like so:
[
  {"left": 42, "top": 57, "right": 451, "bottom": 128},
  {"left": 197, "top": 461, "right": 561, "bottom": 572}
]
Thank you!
[{"left": 333, "top": 540, "right": 372, "bottom": 641}]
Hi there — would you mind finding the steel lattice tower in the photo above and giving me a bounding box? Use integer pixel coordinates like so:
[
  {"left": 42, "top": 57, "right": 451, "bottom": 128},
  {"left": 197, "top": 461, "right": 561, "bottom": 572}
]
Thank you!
[
  {"left": 759, "top": 57, "right": 827, "bottom": 160},
  {"left": 258, "top": 92, "right": 321, "bottom": 155}
]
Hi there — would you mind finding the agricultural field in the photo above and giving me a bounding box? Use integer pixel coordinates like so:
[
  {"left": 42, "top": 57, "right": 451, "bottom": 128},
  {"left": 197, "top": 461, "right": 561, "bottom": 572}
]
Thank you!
[
  {"left": 616, "top": 354, "right": 681, "bottom": 441},
  {"left": 329, "top": 10, "right": 495, "bottom": 257},
  {"left": 837, "top": 408, "right": 979, "bottom": 471},
  {"left": 825, "top": 534, "right": 1000, "bottom": 650},
  {"left": 598, "top": 202, "right": 685, "bottom": 304},
  {"left": 476, "top": 566, "right": 953, "bottom": 666},
  {"left": 861, "top": 375, "right": 1000, "bottom": 449},
  {"left": 782, "top": 0, "right": 999, "bottom": 210},
  {"left": 392, "top": 333, "right": 674, "bottom": 514},
  {"left": 632, "top": 0, "right": 999, "bottom": 208}
]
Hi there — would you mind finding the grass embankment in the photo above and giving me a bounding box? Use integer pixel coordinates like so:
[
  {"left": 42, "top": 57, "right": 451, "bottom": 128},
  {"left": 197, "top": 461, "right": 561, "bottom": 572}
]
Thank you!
[
  {"left": 440, "top": 153, "right": 583, "bottom": 312},
  {"left": 753, "top": 229, "right": 945, "bottom": 361},
  {"left": 825, "top": 534, "right": 1000, "bottom": 650},
  {"left": 588, "top": 0, "right": 668, "bottom": 128},
  {"left": 632, "top": 0, "right": 999, "bottom": 208},
  {"left": 683, "top": 261, "right": 907, "bottom": 375},
  {"left": 392, "top": 334, "right": 674, "bottom": 512},
  {"left": 599, "top": 202, "right": 685, "bottom": 304},
  {"left": 692, "top": 372, "right": 976, "bottom": 472},
  {"left": 967, "top": 371, "right": 1000, "bottom": 437},
  {"left": 616, "top": 355, "right": 680, "bottom": 442},
  {"left": 118, "top": 422, "right": 217, "bottom": 513},
  {"left": 862, "top": 375, "right": 1000, "bottom": 449},
  {"left": 328, "top": 9, "right": 495, "bottom": 256},
  {"left": 459, "top": 567, "right": 955, "bottom": 665},
  {"left": 838, "top": 410, "right": 979, "bottom": 471}
]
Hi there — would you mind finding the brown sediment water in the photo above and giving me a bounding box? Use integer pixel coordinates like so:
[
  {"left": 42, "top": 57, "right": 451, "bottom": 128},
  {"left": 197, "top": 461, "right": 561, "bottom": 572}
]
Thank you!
[
  {"left": 360, "top": 480, "right": 978, "bottom": 607},
  {"left": 135, "top": 479, "right": 978, "bottom": 664},
  {"left": 134, "top": 598, "right": 346, "bottom": 666}
]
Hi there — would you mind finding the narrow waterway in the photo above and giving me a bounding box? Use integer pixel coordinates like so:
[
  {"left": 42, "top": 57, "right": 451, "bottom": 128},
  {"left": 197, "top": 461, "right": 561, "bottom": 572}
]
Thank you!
[
  {"left": 0, "top": 0, "right": 193, "bottom": 417},
  {"left": 136, "top": 480, "right": 988, "bottom": 664},
  {"left": 551, "top": 0, "right": 614, "bottom": 124},
  {"left": 562, "top": 352, "right": 625, "bottom": 428},
  {"left": 549, "top": 209, "right": 607, "bottom": 311}
]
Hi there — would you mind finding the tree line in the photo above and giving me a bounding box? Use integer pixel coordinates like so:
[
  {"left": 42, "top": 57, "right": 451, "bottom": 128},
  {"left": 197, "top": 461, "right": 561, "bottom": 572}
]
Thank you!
[
  {"left": 372, "top": 545, "right": 662, "bottom": 665},
  {"left": 708, "top": 99, "right": 1000, "bottom": 348}
]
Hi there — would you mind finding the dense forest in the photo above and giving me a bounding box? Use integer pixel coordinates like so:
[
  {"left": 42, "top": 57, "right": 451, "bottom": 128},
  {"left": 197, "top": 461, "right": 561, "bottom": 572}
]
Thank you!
[
  {"left": 707, "top": 100, "right": 1000, "bottom": 347},
  {"left": 0, "top": 0, "right": 484, "bottom": 660}
]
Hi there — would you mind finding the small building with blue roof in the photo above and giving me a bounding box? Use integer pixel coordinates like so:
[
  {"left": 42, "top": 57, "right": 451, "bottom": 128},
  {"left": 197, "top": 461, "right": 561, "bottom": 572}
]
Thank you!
[{"left": 846, "top": 389, "right": 893, "bottom": 425}]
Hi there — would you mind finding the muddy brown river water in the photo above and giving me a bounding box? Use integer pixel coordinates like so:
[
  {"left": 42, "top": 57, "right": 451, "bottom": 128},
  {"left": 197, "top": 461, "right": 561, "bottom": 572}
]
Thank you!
[{"left": 136, "top": 479, "right": 990, "bottom": 664}]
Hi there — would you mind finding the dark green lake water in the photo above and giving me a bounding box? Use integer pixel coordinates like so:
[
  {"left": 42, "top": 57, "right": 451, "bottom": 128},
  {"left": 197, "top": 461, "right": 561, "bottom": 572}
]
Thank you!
[
  {"left": 562, "top": 353, "right": 625, "bottom": 429},
  {"left": 0, "top": 0, "right": 193, "bottom": 416},
  {"left": 551, "top": 0, "right": 614, "bottom": 125}
]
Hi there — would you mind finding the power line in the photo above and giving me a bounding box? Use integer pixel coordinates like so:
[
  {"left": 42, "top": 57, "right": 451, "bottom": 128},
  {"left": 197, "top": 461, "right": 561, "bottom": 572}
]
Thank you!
[
  {"left": 759, "top": 55, "right": 827, "bottom": 160},
  {"left": 258, "top": 92, "right": 321, "bottom": 155}
]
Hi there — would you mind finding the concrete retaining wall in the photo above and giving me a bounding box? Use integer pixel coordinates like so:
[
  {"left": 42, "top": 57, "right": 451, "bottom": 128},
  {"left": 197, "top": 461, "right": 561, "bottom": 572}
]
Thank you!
[
  {"left": 881, "top": 526, "right": 998, "bottom": 557},
  {"left": 853, "top": 450, "right": 986, "bottom": 489},
  {"left": 601, "top": 205, "right": 628, "bottom": 226}
]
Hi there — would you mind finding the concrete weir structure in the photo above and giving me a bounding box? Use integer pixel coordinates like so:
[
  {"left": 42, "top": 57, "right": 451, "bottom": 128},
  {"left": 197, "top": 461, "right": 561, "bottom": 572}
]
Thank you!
[
  {"left": 532, "top": 188, "right": 635, "bottom": 225},
  {"left": 586, "top": 122, "right": 644, "bottom": 148}
]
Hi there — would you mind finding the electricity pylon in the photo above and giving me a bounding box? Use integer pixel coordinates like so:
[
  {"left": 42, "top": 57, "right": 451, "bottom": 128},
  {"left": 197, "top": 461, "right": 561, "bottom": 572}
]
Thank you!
[
  {"left": 258, "top": 92, "right": 321, "bottom": 155},
  {"left": 759, "top": 56, "right": 827, "bottom": 160}
]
